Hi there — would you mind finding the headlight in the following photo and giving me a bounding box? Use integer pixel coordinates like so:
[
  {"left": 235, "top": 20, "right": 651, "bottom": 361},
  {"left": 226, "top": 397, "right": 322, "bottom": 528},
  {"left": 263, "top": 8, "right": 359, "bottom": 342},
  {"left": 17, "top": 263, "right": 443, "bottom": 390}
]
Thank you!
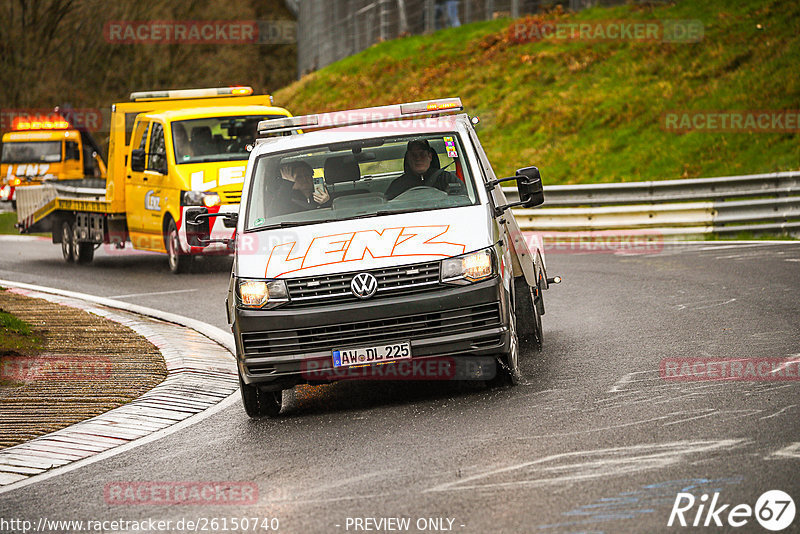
[
  {"left": 237, "top": 279, "right": 289, "bottom": 309},
  {"left": 9, "top": 177, "right": 21, "bottom": 187},
  {"left": 182, "top": 190, "right": 221, "bottom": 207},
  {"left": 441, "top": 247, "right": 495, "bottom": 285}
]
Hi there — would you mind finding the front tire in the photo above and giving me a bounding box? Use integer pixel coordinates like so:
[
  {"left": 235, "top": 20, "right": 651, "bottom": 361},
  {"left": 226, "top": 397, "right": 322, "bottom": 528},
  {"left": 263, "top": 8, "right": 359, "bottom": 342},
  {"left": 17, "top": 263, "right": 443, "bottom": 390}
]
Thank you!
[
  {"left": 239, "top": 373, "right": 282, "bottom": 418},
  {"left": 488, "top": 287, "right": 521, "bottom": 387},
  {"left": 61, "top": 221, "right": 75, "bottom": 263},
  {"left": 166, "top": 218, "right": 191, "bottom": 274},
  {"left": 514, "top": 276, "right": 543, "bottom": 351}
]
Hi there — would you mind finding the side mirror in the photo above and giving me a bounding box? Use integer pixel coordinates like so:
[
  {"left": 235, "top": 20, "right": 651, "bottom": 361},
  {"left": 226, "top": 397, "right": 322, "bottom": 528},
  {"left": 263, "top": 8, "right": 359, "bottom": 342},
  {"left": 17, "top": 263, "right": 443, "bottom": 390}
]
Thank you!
[
  {"left": 130, "top": 149, "right": 145, "bottom": 172},
  {"left": 516, "top": 166, "right": 544, "bottom": 207},
  {"left": 222, "top": 212, "right": 239, "bottom": 228},
  {"left": 486, "top": 165, "right": 546, "bottom": 216},
  {"left": 184, "top": 207, "right": 210, "bottom": 247}
]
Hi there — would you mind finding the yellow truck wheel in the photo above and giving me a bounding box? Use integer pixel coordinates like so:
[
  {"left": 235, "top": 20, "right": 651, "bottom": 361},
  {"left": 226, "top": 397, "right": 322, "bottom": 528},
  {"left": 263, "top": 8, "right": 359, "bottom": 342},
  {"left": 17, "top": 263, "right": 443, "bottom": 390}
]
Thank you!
[
  {"left": 61, "top": 221, "right": 75, "bottom": 263},
  {"left": 166, "top": 218, "right": 192, "bottom": 274}
]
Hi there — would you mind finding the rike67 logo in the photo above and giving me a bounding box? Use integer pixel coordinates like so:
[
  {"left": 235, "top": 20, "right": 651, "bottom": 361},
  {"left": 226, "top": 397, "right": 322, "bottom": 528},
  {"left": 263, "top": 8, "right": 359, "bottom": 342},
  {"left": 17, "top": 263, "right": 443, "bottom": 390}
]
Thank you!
[{"left": 668, "top": 490, "right": 795, "bottom": 531}]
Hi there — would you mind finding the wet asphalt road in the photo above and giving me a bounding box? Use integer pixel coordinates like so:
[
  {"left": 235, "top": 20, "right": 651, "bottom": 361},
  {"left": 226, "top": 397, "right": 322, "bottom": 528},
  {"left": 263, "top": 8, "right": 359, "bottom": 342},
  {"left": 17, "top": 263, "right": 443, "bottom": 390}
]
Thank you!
[{"left": 0, "top": 237, "right": 799, "bottom": 533}]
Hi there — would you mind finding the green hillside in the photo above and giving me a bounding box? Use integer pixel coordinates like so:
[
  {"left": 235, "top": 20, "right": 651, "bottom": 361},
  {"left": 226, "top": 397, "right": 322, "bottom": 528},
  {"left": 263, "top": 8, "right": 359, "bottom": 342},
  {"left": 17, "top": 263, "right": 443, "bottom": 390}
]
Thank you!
[{"left": 275, "top": 0, "right": 799, "bottom": 184}]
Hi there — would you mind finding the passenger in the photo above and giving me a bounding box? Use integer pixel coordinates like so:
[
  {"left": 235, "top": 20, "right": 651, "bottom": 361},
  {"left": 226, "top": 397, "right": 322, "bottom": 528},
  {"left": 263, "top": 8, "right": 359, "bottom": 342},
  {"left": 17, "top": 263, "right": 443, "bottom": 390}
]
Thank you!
[
  {"left": 230, "top": 120, "right": 259, "bottom": 153},
  {"left": 269, "top": 161, "right": 330, "bottom": 215},
  {"left": 385, "top": 139, "right": 465, "bottom": 200}
]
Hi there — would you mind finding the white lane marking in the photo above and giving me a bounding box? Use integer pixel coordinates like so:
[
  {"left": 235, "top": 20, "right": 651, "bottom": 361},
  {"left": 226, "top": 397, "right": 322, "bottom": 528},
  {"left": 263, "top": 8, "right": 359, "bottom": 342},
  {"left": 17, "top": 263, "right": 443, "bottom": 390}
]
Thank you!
[
  {"left": 695, "top": 243, "right": 781, "bottom": 251},
  {"left": 0, "top": 235, "right": 49, "bottom": 242},
  {"left": 768, "top": 443, "right": 800, "bottom": 459},
  {"left": 425, "top": 440, "right": 743, "bottom": 493},
  {"left": 760, "top": 405, "right": 798, "bottom": 420},
  {"left": 785, "top": 258, "right": 800, "bottom": 262},
  {"left": 713, "top": 253, "right": 766, "bottom": 259},
  {"left": 108, "top": 288, "right": 198, "bottom": 299},
  {"left": 661, "top": 409, "right": 718, "bottom": 427},
  {"left": 676, "top": 298, "right": 736, "bottom": 311},
  {"left": 0, "top": 279, "right": 238, "bottom": 496},
  {"left": 607, "top": 370, "right": 660, "bottom": 393}
]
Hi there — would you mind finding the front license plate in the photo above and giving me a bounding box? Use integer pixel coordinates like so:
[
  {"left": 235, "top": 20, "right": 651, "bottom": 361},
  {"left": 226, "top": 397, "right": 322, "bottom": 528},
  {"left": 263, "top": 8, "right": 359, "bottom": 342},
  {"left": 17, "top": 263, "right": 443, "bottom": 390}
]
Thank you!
[{"left": 333, "top": 341, "right": 411, "bottom": 368}]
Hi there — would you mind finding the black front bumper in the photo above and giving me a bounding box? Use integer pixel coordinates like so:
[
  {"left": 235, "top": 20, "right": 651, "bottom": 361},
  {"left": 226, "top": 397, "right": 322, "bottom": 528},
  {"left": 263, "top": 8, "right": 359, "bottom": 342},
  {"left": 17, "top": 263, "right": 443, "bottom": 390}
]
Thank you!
[{"left": 232, "top": 277, "right": 511, "bottom": 389}]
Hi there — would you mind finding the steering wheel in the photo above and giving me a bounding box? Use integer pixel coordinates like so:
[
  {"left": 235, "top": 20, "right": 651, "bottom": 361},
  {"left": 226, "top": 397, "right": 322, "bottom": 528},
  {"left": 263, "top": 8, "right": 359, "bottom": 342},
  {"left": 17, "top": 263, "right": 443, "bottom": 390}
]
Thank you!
[{"left": 394, "top": 186, "right": 448, "bottom": 199}]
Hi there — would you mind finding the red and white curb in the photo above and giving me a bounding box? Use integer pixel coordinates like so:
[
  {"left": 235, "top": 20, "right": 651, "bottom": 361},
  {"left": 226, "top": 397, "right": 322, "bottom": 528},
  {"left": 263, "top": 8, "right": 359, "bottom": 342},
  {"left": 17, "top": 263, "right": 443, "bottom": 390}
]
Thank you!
[{"left": 0, "top": 280, "right": 239, "bottom": 494}]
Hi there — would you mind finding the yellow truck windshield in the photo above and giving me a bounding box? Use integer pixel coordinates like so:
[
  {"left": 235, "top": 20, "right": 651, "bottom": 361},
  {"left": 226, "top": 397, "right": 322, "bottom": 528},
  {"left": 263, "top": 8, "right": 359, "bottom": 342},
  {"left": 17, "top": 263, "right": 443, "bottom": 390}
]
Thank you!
[
  {"left": 172, "top": 114, "right": 284, "bottom": 164},
  {"left": 1, "top": 141, "right": 62, "bottom": 163}
]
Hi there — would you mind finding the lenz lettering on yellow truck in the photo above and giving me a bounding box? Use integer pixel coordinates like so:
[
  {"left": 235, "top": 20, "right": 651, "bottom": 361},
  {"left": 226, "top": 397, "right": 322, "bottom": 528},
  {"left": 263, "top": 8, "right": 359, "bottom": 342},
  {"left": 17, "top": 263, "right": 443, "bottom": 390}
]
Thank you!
[
  {"left": 14, "top": 86, "right": 293, "bottom": 273},
  {"left": 185, "top": 98, "right": 555, "bottom": 418}
]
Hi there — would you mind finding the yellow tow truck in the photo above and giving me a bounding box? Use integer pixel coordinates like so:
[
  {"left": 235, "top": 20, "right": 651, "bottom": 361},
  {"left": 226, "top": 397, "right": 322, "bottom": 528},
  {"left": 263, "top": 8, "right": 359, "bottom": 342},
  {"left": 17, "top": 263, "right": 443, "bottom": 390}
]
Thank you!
[
  {"left": 1, "top": 116, "right": 106, "bottom": 208},
  {"left": 15, "top": 86, "right": 293, "bottom": 273}
]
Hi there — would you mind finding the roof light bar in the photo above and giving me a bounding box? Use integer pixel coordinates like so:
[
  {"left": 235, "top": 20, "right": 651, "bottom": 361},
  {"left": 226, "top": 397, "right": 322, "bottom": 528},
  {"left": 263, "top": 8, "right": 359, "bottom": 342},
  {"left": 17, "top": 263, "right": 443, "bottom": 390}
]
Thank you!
[
  {"left": 257, "top": 97, "right": 464, "bottom": 135},
  {"left": 257, "top": 115, "right": 319, "bottom": 133},
  {"left": 130, "top": 86, "right": 255, "bottom": 101},
  {"left": 12, "top": 117, "right": 70, "bottom": 130},
  {"left": 400, "top": 98, "right": 462, "bottom": 115}
]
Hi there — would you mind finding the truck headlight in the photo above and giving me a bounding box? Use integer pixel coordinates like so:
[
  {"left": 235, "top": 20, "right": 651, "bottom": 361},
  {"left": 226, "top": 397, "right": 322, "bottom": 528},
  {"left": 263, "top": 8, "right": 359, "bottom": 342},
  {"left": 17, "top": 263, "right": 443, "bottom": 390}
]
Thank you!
[
  {"left": 441, "top": 247, "right": 495, "bottom": 285},
  {"left": 237, "top": 279, "right": 289, "bottom": 309},
  {"left": 9, "top": 177, "right": 21, "bottom": 187},
  {"left": 182, "top": 190, "right": 221, "bottom": 207}
]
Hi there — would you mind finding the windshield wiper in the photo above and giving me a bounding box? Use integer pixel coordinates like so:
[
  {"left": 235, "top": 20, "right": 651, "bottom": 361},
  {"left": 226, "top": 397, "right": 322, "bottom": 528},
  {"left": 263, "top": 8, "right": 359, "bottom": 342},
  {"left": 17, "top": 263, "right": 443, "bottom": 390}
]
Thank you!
[
  {"left": 251, "top": 219, "right": 338, "bottom": 231},
  {"left": 350, "top": 208, "right": 426, "bottom": 220}
]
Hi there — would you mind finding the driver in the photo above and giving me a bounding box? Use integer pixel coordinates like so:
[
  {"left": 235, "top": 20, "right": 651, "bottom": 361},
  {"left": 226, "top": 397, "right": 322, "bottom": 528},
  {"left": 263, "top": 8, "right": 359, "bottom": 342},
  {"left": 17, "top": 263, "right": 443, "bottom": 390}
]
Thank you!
[{"left": 385, "top": 139, "right": 465, "bottom": 200}]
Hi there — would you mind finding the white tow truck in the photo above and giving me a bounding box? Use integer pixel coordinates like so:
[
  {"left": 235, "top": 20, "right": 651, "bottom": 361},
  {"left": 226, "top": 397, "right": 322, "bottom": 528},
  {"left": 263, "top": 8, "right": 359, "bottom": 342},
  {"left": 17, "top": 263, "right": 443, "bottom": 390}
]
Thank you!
[{"left": 186, "top": 97, "right": 559, "bottom": 417}]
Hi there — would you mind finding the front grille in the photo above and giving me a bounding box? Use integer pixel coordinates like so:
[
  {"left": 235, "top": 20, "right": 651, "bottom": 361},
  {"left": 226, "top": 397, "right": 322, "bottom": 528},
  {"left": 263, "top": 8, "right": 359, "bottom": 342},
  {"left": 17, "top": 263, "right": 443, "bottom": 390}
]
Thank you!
[
  {"left": 241, "top": 302, "right": 502, "bottom": 358},
  {"left": 220, "top": 190, "right": 242, "bottom": 204},
  {"left": 286, "top": 261, "right": 441, "bottom": 307}
]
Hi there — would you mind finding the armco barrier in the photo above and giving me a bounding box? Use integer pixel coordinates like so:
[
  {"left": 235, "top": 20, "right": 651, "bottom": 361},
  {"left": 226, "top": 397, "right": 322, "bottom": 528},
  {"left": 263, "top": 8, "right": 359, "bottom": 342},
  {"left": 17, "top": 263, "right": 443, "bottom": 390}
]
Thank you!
[
  {"left": 15, "top": 172, "right": 800, "bottom": 238},
  {"left": 507, "top": 171, "right": 800, "bottom": 236}
]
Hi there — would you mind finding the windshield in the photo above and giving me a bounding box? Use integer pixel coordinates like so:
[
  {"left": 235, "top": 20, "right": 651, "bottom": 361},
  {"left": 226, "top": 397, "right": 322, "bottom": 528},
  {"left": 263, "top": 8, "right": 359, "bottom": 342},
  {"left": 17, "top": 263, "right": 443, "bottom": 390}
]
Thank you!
[
  {"left": 171, "top": 115, "right": 286, "bottom": 164},
  {"left": 245, "top": 133, "right": 478, "bottom": 231},
  {"left": 1, "top": 141, "right": 62, "bottom": 164}
]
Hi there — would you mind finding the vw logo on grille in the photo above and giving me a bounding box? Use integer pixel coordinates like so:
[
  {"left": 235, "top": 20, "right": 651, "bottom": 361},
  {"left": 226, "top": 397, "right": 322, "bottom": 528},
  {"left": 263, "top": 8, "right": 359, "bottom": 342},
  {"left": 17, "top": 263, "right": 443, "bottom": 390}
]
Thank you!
[{"left": 351, "top": 272, "right": 378, "bottom": 299}]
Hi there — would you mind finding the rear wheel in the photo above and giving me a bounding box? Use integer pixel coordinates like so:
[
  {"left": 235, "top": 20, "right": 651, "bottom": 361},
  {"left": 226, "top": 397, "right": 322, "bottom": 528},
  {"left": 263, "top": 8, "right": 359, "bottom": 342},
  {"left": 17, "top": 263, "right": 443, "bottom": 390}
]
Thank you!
[
  {"left": 166, "top": 218, "right": 191, "bottom": 274},
  {"left": 239, "top": 372, "right": 282, "bottom": 418},
  {"left": 61, "top": 221, "right": 75, "bottom": 263},
  {"left": 72, "top": 224, "right": 94, "bottom": 264}
]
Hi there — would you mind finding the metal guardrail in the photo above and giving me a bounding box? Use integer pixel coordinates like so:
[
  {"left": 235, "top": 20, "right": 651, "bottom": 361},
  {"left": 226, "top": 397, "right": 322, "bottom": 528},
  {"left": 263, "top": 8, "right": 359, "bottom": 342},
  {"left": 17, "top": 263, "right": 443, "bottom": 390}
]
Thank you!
[{"left": 508, "top": 171, "right": 800, "bottom": 236}]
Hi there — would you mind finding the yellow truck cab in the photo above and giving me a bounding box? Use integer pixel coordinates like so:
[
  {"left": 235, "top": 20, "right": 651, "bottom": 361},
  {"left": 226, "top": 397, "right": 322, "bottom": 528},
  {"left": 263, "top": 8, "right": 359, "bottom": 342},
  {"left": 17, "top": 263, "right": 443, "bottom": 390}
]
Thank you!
[
  {"left": 1, "top": 118, "right": 106, "bottom": 208},
  {"left": 125, "top": 105, "right": 286, "bottom": 272},
  {"left": 15, "top": 87, "right": 293, "bottom": 273}
]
